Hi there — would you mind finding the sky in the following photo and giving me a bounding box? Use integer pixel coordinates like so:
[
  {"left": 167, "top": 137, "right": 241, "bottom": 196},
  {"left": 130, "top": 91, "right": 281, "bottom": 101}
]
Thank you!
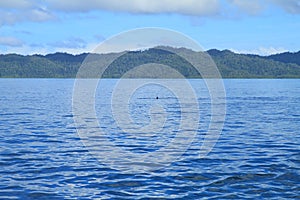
[{"left": 0, "top": 0, "right": 299, "bottom": 55}]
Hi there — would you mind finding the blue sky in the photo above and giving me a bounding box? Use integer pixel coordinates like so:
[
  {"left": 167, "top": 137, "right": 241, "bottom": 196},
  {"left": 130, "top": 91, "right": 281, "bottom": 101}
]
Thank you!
[{"left": 0, "top": 0, "right": 299, "bottom": 55}]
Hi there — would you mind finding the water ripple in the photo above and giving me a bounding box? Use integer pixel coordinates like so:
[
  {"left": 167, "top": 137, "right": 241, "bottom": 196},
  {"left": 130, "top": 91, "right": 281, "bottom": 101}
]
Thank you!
[{"left": 0, "top": 79, "right": 299, "bottom": 199}]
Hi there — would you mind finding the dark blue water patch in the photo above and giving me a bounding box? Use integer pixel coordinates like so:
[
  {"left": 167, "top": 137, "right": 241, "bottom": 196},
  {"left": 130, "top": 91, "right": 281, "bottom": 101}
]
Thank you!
[{"left": 62, "top": 114, "right": 74, "bottom": 118}]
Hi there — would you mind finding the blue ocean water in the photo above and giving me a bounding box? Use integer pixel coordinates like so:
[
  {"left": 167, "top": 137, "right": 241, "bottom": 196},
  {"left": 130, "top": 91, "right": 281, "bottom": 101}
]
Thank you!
[{"left": 0, "top": 79, "right": 299, "bottom": 199}]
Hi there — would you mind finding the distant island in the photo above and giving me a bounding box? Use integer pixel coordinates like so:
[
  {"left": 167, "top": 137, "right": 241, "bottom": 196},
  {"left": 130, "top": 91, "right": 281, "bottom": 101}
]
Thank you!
[{"left": 0, "top": 47, "right": 300, "bottom": 78}]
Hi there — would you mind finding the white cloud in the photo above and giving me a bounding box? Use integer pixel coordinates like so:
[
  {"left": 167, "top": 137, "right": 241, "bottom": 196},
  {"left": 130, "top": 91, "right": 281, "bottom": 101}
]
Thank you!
[
  {"left": 0, "top": 0, "right": 299, "bottom": 27},
  {"left": 26, "top": 8, "right": 55, "bottom": 21},
  {"left": 0, "top": 36, "right": 24, "bottom": 47},
  {"left": 227, "top": 0, "right": 300, "bottom": 15},
  {"left": 269, "top": 0, "right": 300, "bottom": 14},
  {"left": 0, "top": 8, "right": 55, "bottom": 26},
  {"left": 226, "top": 0, "right": 264, "bottom": 15},
  {"left": 48, "top": 37, "right": 87, "bottom": 49},
  {"left": 0, "top": 45, "right": 50, "bottom": 55},
  {"left": 45, "top": 0, "right": 300, "bottom": 16},
  {"left": 46, "top": 0, "right": 220, "bottom": 16},
  {"left": 0, "top": 42, "right": 98, "bottom": 55},
  {"left": 0, "top": 0, "right": 33, "bottom": 9},
  {"left": 53, "top": 42, "right": 98, "bottom": 55},
  {"left": 230, "top": 46, "right": 288, "bottom": 56}
]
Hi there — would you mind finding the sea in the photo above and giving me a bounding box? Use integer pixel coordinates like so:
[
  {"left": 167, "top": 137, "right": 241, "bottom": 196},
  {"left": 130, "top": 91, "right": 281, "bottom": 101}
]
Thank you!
[{"left": 0, "top": 79, "right": 299, "bottom": 199}]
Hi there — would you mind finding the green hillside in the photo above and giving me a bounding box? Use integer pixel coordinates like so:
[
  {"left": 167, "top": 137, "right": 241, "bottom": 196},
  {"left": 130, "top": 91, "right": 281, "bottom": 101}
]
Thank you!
[{"left": 0, "top": 47, "right": 300, "bottom": 78}]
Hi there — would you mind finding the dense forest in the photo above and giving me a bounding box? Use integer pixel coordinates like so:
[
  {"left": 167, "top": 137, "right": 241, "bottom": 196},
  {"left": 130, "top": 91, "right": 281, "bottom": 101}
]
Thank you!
[{"left": 0, "top": 47, "right": 300, "bottom": 78}]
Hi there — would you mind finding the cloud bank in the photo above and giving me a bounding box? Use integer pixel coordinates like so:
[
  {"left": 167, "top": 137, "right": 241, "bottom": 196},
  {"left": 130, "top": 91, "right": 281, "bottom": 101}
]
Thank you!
[
  {"left": 46, "top": 0, "right": 220, "bottom": 16},
  {"left": 0, "top": 0, "right": 33, "bottom": 9},
  {"left": 0, "top": 0, "right": 299, "bottom": 26},
  {"left": 44, "top": 0, "right": 300, "bottom": 15},
  {"left": 0, "top": 36, "right": 23, "bottom": 47},
  {"left": 0, "top": 8, "right": 55, "bottom": 26},
  {"left": 230, "top": 46, "right": 288, "bottom": 56},
  {"left": 46, "top": 0, "right": 300, "bottom": 16},
  {"left": 229, "top": 0, "right": 300, "bottom": 15},
  {"left": 270, "top": 0, "right": 300, "bottom": 14}
]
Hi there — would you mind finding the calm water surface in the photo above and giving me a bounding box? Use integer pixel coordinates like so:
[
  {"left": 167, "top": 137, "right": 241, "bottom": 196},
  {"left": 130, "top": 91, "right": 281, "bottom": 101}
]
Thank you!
[{"left": 0, "top": 79, "right": 299, "bottom": 199}]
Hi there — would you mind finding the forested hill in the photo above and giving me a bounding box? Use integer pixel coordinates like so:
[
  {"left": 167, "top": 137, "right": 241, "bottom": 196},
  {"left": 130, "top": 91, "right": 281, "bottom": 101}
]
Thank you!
[
  {"left": 207, "top": 49, "right": 300, "bottom": 78},
  {"left": 0, "top": 47, "right": 300, "bottom": 78},
  {"left": 267, "top": 51, "right": 300, "bottom": 66}
]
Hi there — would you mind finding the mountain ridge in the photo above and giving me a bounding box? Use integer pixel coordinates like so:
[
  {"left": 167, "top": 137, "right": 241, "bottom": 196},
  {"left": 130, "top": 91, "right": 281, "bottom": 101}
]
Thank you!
[{"left": 0, "top": 47, "right": 300, "bottom": 78}]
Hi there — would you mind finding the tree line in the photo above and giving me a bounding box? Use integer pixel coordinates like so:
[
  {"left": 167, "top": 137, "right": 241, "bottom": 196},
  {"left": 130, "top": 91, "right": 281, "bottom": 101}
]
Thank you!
[{"left": 0, "top": 47, "right": 300, "bottom": 78}]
